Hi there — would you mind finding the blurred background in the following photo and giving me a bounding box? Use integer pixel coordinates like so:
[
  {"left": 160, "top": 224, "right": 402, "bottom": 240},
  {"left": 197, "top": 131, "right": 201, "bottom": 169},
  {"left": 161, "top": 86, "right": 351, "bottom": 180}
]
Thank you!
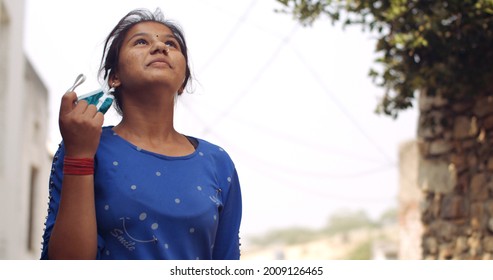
[{"left": 1, "top": 0, "right": 420, "bottom": 259}]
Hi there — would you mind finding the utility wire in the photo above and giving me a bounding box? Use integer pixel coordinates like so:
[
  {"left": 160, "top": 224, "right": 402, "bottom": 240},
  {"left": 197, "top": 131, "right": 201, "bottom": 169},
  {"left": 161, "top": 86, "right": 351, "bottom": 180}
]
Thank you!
[
  {"left": 199, "top": 0, "right": 258, "bottom": 74},
  {"left": 222, "top": 110, "right": 393, "bottom": 165},
  {"left": 201, "top": 23, "right": 300, "bottom": 135},
  {"left": 244, "top": 147, "right": 398, "bottom": 204},
  {"left": 290, "top": 45, "right": 396, "bottom": 165},
  {"left": 190, "top": 119, "right": 398, "bottom": 203},
  {"left": 179, "top": 2, "right": 398, "bottom": 180}
]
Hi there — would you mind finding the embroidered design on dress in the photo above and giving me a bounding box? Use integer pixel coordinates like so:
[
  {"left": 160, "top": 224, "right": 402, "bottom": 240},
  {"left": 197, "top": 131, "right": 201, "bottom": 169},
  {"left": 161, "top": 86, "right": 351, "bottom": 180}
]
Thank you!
[{"left": 110, "top": 216, "right": 158, "bottom": 251}]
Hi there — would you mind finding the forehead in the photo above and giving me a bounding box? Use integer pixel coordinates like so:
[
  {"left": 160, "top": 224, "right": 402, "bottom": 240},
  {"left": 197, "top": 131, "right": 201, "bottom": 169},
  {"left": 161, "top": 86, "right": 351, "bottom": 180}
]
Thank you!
[{"left": 126, "top": 21, "right": 174, "bottom": 38}]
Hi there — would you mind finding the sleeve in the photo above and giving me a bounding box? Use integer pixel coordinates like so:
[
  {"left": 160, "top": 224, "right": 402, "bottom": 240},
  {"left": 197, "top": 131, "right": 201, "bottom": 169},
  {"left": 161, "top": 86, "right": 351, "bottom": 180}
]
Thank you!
[
  {"left": 212, "top": 168, "right": 243, "bottom": 260},
  {"left": 40, "top": 143, "right": 106, "bottom": 260}
]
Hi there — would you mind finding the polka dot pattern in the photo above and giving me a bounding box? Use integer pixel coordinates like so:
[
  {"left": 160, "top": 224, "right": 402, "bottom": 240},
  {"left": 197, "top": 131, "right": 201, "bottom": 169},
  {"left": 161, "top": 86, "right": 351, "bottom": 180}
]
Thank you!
[
  {"left": 49, "top": 126, "right": 243, "bottom": 260},
  {"left": 139, "top": 213, "right": 147, "bottom": 220}
]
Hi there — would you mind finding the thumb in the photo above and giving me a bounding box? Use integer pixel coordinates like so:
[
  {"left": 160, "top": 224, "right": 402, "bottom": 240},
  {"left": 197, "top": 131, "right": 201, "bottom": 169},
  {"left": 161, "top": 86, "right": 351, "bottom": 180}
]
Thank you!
[{"left": 59, "top": 91, "right": 78, "bottom": 117}]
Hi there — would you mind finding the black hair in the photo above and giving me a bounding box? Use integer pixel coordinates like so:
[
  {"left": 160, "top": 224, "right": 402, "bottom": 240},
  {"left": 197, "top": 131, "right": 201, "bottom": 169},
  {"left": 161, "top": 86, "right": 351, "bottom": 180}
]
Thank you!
[{"left": 99, "top": 8, "right": 192, "bottom": 115}]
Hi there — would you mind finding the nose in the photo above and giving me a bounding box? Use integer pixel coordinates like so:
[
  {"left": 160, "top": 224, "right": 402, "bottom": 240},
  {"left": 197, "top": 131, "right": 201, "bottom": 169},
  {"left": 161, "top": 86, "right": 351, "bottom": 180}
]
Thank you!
[{"left": 151, "top": 41, "right": 169, "bottom": 55}]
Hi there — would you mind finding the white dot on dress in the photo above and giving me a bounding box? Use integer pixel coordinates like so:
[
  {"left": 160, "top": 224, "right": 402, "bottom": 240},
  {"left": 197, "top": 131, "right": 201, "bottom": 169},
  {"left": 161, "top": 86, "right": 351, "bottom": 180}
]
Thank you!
[
  {"left": 189, "top": 228, "right": 195, "bottom": 234},
  {"left": 197, "top": 186, "right": 202, "bottom": 191},
  {"left": 131, "top": 185, "right": 137, "bottom": 190},
  {"left": 104, "top": 205, "right": 109, "bottom": 210},
  {"left": 156, "top": 171, "right": 161, "bottom": 176},
  {"left": 175, "top": 198, "right": 181, "bottom": 204},
  {"left": 151, "top": 223, "right": 159, "bottom": 230},
  {"left": 139, "top": 213, "right": 147, "bottom": 221},
  {"left": 199, "top": 152, "right": 204, "bottom": 156},
  {"left": 227, "top": 177, "right": 232, "bottom": 182},
  {"left": 113, "top": 161, "right": 119, "bottom": 166},
  {"left": 164, "top": 243, "right": 169, "bottom": 249}
]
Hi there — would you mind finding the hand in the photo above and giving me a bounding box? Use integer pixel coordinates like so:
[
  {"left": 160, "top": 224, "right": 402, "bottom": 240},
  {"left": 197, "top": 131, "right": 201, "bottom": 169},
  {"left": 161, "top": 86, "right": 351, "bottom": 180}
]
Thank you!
[{"left": 59, "top": 91, "right": 104, "bottom": 158}]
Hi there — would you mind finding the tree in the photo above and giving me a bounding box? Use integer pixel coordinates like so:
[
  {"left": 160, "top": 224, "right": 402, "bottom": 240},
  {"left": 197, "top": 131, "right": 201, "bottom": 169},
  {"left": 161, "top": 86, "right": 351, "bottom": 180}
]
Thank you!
[
  {"left": 275, "top": 0, "right": 493, "bottom": 118},
  {"left": 324, "top": 209, "right": 375, "bottom": 235},
  {"left": 276, "top": 0, "right": 493, "bottom": 260}
]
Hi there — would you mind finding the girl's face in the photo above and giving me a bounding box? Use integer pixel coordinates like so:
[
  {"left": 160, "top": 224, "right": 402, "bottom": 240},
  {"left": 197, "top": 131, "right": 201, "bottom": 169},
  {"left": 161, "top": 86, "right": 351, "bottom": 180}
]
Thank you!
[{"left": 112, "top": 21, "right": 187, "bottom": 94}]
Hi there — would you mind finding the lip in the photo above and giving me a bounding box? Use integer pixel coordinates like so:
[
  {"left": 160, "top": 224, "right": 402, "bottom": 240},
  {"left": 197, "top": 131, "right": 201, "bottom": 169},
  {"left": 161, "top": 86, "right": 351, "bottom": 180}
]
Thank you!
[{"left": 147, "top": 58, "right": 172, "bottom": 68}]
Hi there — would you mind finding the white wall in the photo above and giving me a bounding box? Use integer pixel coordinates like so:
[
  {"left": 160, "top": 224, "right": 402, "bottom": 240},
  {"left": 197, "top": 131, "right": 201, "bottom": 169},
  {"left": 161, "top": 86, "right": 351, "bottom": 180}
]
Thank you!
[
  {"left": 0, "top": 0, "right": 50, "bottom": 259},
  {"left": 398, "top": 140, "right": 423, "bottom": 260}
]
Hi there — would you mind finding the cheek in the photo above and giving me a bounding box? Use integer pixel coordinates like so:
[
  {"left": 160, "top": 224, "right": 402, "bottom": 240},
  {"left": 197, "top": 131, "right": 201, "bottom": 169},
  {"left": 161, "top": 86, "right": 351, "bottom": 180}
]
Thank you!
[
  {"left": 118, "top": 51, "right": 140, "bottom": 73},
  {"left": 175, "top": 57, "right": 188, "bottom": 81}
]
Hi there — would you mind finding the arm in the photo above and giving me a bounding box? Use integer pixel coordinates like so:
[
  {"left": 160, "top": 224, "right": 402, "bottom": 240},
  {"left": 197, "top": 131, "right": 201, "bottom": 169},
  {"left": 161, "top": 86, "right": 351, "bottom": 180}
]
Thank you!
[
  {"left": 46, "top": 92, "right": 104, "bottom": 259},
  {"left": 212, "top": 169, "right": 243, "bottom": 260}
]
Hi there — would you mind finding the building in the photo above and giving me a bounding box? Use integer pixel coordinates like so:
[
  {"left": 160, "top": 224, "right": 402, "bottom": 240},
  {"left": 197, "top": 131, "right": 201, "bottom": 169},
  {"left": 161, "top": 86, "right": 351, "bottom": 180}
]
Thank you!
[
  {"left": 397, "top": 140, "right": 423, "bottom": 259},
  {"left": 0, "top": 0, "right": 50, "bottom": 259}
]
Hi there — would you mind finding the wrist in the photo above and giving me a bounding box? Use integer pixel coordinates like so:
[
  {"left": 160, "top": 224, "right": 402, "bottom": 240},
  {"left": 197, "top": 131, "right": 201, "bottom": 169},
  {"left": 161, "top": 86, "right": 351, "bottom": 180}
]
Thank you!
[
  {"left": 63, "top": 157, "right": 95, "bottom": 176},
  {"left": 63, "top": 147, "right": 96, "bottom": 159}
]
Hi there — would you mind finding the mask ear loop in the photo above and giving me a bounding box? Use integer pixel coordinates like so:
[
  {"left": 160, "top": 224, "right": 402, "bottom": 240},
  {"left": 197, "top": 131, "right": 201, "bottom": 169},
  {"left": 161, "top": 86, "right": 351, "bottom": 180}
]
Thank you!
[
  {"left": 66, "top": 74, "right": 86, "bottom": 93},
  {"left": 94, "top": 78, "right": 116, "bottom": 112}
]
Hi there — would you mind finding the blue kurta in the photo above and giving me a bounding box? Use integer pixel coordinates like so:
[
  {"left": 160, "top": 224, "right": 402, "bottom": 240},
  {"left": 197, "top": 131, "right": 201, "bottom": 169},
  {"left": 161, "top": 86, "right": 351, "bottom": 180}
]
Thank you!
[{"left": 41, "top": 126, "right": 242, "bottom": 260}]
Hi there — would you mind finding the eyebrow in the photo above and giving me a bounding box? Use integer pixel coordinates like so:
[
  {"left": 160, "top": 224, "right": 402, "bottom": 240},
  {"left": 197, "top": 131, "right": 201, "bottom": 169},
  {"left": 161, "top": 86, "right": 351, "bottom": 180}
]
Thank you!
[{"left": 127, "top": 32, "right": 178, "bottom": 42}]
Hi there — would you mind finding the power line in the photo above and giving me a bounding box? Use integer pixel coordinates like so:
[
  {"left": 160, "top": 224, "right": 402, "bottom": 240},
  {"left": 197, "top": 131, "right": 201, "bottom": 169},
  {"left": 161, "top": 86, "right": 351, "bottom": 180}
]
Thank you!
[
  {"left": 178, "top": 2, "right": 398, "bottom": 180},
  {"left": 209, "top": 127, "right": 397, "bottom": 179},
  {"left": 183, "top": 100, "right": 393, "bottom": 164},
  {"left": 290, "top": 45, "right": 395, "bottom": 165},
  {"left": 199, "top": 0, "right": 258, "bottom": 74},
  {"left": 187, "top": 121, "right": 398, "bottom": 203},
  {"left": 245, "top": 152, "right": 398, "bottom": 204},
  {"left": 200, "top": 23, "right": 300, "bottom": 135},
  {"left": 190, "top": 3, "right": 396, "bottom": 166}
]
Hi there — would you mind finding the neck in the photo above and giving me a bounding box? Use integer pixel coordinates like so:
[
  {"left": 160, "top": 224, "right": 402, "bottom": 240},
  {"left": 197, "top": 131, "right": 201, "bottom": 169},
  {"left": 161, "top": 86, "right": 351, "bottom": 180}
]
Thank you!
[
  {"left": 114, "top": 90, "right": 178, "bottom": 141},
  {"left": 113, "top": 100, "right": 196, "bottom": 157}
]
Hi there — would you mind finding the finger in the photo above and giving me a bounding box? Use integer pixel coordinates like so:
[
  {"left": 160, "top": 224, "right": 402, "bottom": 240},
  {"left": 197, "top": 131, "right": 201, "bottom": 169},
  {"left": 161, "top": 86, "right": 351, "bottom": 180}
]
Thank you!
[
  {"left": 71, "top": 99, "right": 89, "bottom": 114},
  {"left": 84, "top": 104, "right": 99, "bottom": 118},
  {"left": 94, "top": 111, "right": 104, "bottom": 125},
  {"left": 59, "top": 91, "right": 78, "bottom": 117}
]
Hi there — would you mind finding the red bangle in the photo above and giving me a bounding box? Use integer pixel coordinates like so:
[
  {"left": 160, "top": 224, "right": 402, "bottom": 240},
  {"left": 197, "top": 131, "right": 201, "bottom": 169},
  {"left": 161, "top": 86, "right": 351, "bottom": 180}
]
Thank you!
[{"left": 63, "top": 157, "right": 94, "bottom": 175}]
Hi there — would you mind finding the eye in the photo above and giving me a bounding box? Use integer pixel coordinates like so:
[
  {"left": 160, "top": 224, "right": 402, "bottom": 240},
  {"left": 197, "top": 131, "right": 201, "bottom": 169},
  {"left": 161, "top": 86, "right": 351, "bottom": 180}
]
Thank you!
[
  {"left": 135, "top": 38, "right": 148, "bottom": 45},
  {"left": 165, "top": 40, "right": 179, "bottom": 49}
]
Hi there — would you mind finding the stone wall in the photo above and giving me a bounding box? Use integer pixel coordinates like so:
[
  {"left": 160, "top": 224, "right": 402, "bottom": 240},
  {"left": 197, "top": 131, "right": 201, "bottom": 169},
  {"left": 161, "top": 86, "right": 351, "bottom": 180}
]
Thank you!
[{"left": 417, "top": 90, "right": 493, "bottom": 259}]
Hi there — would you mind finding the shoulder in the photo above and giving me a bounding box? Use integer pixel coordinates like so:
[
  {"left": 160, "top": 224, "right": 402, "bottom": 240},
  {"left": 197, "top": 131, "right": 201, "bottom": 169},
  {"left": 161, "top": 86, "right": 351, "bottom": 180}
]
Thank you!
[
  {"left": 192, "top": 137, "right": 237, "bottom": 168},
  {"left": 101, "top": 126, "right": 115, "bottom": 137},
  {"left": 195, "top": 137, "right": 226, "bottom": 153},
  {"left": 99, "top": 126, "right": 120, "bottom": 145}
]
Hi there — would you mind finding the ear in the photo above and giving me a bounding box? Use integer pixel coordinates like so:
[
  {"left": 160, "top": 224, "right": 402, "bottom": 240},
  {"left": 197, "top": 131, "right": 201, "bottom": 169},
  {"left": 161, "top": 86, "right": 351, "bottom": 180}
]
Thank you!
[{"left": 109, "top": 74, "right": 121, "bottom": 88}]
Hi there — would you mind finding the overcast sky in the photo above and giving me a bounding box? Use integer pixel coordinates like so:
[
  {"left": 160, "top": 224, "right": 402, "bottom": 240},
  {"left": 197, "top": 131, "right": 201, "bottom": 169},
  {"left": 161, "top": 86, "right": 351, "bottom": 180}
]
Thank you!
[{"left": 24, "top": 0, "right": 419, "bottom": 240}]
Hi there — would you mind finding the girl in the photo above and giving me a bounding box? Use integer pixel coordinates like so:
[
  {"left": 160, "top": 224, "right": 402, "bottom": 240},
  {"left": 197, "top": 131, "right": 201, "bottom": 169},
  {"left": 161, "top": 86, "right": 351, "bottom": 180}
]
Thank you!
[{"left": 41, "top": 8, "right": 242, "bottom": 260}]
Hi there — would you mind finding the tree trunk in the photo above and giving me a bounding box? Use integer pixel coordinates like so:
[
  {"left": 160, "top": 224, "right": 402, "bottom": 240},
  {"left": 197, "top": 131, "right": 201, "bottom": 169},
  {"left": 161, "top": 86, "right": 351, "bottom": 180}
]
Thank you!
[{"left": 417, "top": 89, "right": 493, "bottom": 259}]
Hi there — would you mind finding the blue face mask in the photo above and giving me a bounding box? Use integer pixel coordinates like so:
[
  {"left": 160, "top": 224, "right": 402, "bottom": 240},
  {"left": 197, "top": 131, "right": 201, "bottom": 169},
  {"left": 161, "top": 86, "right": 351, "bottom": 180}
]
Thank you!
[
  {"left": 77, "top": 89, "right": 115, "bottom": 114},
  {"left": 67, "top": 74, "right": 114, "bottom": 114}
]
